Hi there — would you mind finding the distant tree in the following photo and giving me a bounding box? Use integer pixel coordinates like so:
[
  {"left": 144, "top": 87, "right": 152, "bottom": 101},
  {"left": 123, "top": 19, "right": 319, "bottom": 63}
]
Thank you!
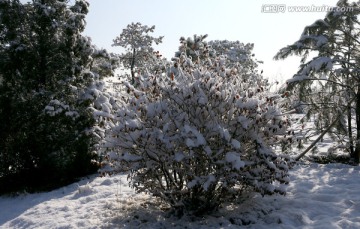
[
  {"left": 101, "top": 35, "right": 290, "bottom": 216},
  {"left": 174, "top": 36, "right": 265, "bottom": 85},
  {"left": 0, "top": 0, "right": 118, "bottom": 193},
  {"left": 274, "top": 0, "right": 360, "bottom": 163},
  {"left": 175, "top": 34, "right": 213, "bottom": 62},
  {"left": 112, "top": 22, "right": 164, "bottom": 85}
]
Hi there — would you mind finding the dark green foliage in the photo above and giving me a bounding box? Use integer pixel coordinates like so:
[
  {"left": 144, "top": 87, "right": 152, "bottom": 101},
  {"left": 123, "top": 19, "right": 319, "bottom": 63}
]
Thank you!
[
  {"left": 310, "top": 154, "right": 351, "bottom": 165},
  {"left": 0, "top": 0, "right": 114, "bottom": 194}
]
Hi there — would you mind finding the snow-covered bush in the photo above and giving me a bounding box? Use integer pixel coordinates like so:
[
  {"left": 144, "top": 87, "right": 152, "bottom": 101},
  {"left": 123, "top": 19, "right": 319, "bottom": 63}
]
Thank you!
[{"left": 102, "top": 36, "right": 290, "bottom": 215}]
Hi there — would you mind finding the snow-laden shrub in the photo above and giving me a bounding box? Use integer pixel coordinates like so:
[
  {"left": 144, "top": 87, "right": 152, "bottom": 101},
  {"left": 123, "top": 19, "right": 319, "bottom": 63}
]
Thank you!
[{"left": 102, "top": 37, "right": 290, "bottom": 216}]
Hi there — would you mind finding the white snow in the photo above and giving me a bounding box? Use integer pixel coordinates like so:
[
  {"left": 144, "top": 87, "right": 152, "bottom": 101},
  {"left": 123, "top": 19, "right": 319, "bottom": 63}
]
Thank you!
[
  {"left": 219, "top": 126, "right": 231, "bottom": 142},
  {"left": 183, "top": 124, "right": 206, "bottom": 147},
  {"left": 286, "top": 75, "right": 311, "bottom": 84},
  {"left": 300, "top": 56, "right": 333, "bottom": 75},
  {"left": 1, "top": 163, "right": 360, "bottom": 228},
  {"left": 125, "top": 119, "right": 141, "bottom": 130},
  {"left": 203, "top": 175, "right": 216, "bottom": 191},
  {"left": 174, "top": 152, "right": 185, "bottom": 162},
  {"left": 44, "top": 105, "right": 54, "bottom": 111},
  {"left": 2, "top": 74, "right": 360, "bottom": 228},
  {"left": 231, "top": 139, "right": 241, "bottom": 149},
  {"left": 236, "top": 98, "right": 259, "bottom": 110},
  {"left": 225, "top": 151, "right": 245, "bottom": 170}
]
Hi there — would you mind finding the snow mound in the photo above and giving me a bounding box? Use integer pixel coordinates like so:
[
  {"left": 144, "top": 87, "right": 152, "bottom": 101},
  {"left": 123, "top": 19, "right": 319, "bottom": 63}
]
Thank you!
[{"left": 1, "top": 163, "right": 360, "bottom": 228}]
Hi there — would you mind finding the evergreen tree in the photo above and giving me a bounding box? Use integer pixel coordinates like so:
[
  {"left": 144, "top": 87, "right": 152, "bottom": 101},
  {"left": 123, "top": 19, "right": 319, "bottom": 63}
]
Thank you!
[
  {"left": 0, "top": 0, "right": 118, "bottom": 193},
  {"left": 175, "top": 34, "right": 213, "bottom": 62},
  {"left": 274, "top": 0, "right": 360, "bottom": 164},
  {"left": 112, "top": 22, "right": 164, "bottom": 85},
  {"left": 101, "top": 35, "right": 290, "bottom": 216}
]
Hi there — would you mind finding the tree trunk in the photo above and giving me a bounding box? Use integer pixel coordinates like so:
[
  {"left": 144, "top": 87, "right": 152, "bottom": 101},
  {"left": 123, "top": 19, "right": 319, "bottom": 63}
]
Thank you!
[
  {"left": 354, "top": 142, "right": 360, "bottom": 165},
  {"left": 295, "top": 114, "right": 341, "bottom": 161},
  {"left": 130, "top": 48, "right": 136, "bottom": 85},
  {"left": 353, "top": 92, "right": 360, "bottom": 164},
  {"left": 347, "top": 100, "right": 355, "bottom": 157}
]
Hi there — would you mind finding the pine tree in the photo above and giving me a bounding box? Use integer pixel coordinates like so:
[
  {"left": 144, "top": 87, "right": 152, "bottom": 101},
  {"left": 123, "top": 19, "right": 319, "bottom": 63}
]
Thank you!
[
  {"left": 0, "top": 0, "right": 118, "bottom": 193},
  {"left": 274, "top": 0, "right": 360, "bottom": 164},
  {"left": 112, "top": 22, "right": 164, "bottom": 85},
  {"left": 101, "top": 35, "right": 290, "bottom": 216}
]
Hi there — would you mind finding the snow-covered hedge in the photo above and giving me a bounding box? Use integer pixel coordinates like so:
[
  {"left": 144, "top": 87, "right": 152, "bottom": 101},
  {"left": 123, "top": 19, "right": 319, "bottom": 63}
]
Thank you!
[{"left": 101, "top": 37, "right": 290, "bottom": 215}]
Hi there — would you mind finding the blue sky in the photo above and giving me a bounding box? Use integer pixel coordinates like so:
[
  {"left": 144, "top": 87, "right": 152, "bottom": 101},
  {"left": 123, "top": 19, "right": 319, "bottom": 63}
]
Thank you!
[{"left": 83, "top": 0, "right": 340, "bottom": 83}]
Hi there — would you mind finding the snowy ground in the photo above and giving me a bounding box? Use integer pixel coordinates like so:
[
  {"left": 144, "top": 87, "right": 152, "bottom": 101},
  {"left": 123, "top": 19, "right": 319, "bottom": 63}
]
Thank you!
[{"left": 1, "top": 162, "right": 360, "bottom": 229}]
